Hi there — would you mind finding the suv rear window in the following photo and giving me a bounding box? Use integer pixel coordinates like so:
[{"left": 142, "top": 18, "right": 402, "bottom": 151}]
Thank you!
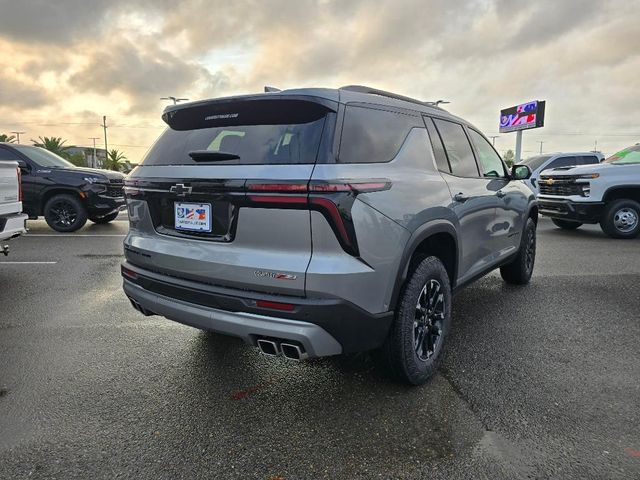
[
  {"left": 338, "top": 105, "right": 419, "bottom": 163},
  {"left": 142, "top": 99, "right": 334, "bottom": 166}
]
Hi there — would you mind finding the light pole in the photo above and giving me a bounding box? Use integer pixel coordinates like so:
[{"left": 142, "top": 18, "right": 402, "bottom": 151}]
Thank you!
[
  {"left": 102, "top": 116, "right": 108, "bottom": 168},
  {"left": 10, "top": 131, "right": 25, "bottom": 144},
  {"left": 489, "top": 135, "right": 499, "bottom": 146},
  {"left": 89, "top": 137, "right": 100, "bottom": 168},
  {"left": 160, "top": 96, "right": 189, "bottom": 105},
  {"left": 537, "top": 141, "right": 544, "bottom": 154}
]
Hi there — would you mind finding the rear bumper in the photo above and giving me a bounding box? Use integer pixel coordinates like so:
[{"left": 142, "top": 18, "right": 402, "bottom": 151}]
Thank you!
[
  {"left": 121, "top": 262, "right": 393, "bottom": 356},
  {"left": 538, "top": 198, "right": 604, "bottom": 223},
  {"left": 0, "top": 213, "right": 28, "bottom": 241}
]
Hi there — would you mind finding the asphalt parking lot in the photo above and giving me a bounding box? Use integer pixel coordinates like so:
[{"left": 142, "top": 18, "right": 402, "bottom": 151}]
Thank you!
[{"left": 0, "top": 215, "right": 639, "bottom": 479}]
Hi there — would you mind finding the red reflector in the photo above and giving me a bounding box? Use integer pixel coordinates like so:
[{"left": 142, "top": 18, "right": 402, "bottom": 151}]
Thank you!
[
  {"left": 256, "top": 300, "right": 296, "bottom": 311},
  {"left": 121, "top": 267, "right": 138, "bottom": 280},
  {"left": 248, "top": 183, "right": 308, "bottom": 192},
  {"left": 248, "top": 195, "right": 308, "bottom": 204}
]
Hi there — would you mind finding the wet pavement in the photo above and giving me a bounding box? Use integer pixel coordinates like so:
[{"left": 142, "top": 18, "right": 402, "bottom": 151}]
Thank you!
[{"left": 1, "top": 216, "right": 639, "bottom": 479}]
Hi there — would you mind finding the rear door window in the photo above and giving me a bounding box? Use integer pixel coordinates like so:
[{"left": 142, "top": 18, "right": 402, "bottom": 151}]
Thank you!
[
  {"left": 338, "top": 105, "right": 420, "bottom": 163},
  {"left": 142, "top": 99, "right": 334, "bottom": 166},
  {"left": 432, "top": 119, "right": 479, "bottom": 177}
]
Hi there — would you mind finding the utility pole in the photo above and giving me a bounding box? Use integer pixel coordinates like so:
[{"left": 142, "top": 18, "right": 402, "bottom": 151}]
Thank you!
[
  {"left": 594, "top": 139, "right": 598, "bottom": 152},
  {"left": 89, "top": 137, "right": 100, "bottom": 168},
  {"left": 10, "top": 131, "right": 25, "bottom": 144},
  {"left": 489, "top": 135, "right": 499, "bottom": 146},
  {"left": 538, "top": 141, "right": 544, "bottom": 154},
  {"left": 102, "top": 116, "right": 108, "bottom": 168}
]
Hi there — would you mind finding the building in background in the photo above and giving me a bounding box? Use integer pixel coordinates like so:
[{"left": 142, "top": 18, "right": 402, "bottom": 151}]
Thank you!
[{"left": 65, "top": 146, "right": 107, "bottom": 168}]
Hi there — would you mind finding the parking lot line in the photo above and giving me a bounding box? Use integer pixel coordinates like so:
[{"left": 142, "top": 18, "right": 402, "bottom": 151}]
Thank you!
[
  {"left": 0, "top": 261, "right": 58, "bottom": 264},
  {"left": 25, "top": 234, "right": 126, "bottom": 237}
]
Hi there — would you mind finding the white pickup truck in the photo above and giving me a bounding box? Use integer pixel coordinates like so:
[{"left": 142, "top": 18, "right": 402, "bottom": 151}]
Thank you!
[
  {"left": 0, "top": 160, "right": 28, "bottom": 255},
  {"left": 538, "top": 144, "right": 640, "bottom": 239}
]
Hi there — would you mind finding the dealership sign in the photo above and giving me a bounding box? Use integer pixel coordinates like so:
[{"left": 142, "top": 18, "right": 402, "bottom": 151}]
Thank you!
[{"left": 499, "top": 100, "right": 546, "bottom": 133}]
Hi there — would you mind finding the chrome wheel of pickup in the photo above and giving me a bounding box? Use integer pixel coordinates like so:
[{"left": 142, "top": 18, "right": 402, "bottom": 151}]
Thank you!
[{"left": 613, "top": 207, "right": 638, "bottom": 233}]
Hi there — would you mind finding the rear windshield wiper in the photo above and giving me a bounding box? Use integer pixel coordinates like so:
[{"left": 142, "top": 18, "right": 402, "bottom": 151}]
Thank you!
[{"left": 188, "top": 150, "right": 240, "bottom": 162}]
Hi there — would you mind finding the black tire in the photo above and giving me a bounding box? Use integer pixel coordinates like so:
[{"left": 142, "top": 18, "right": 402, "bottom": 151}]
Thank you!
[
  {"left": 43, "top": 194, "right": 88, "bottom": 232},
  {"left": 89, "top": 211, "right": 119, "bottom": 224},
  {"left": 384, "top": 256, "right": 452, "bottom": 385},
  {"left": 500, "top": 217, "right": 536, "bottom": 285},
  {"left": 552, "top": 218, "right": 582, "bottom": 230},
  {"left": 599, "top": 199, "right": 640, "bottom": 239}
]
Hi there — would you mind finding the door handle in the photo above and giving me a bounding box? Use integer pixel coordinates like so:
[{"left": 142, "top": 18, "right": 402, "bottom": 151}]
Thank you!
[
  {"left": 453, "top": 192, "right": 469, "bottom": 203},
  {"left": 496, "top": 190, "right": 506, "bottom": 198}
]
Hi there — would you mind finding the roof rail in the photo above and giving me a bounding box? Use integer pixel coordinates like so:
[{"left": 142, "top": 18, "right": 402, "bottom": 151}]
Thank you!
[{"left": 339, "top": 85, "right": 443, "bottom": 109}]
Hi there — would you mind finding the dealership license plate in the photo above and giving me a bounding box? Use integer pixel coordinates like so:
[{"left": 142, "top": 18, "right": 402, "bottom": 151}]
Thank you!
[{"left": 174, "top": 202, "right": 212, "bottom": 232}]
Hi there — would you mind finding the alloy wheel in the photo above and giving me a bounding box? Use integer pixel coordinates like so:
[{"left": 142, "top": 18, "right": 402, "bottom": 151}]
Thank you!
[{"left": 413, "top": 279, "right": 445, "bottom": 362}]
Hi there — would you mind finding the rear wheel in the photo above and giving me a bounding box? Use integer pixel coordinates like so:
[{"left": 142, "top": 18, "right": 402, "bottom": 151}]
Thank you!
[
  {"left": 500, "top": 217, "right": 536, "bottom": 285},
  {"left": 89, "top": 211, "right": 119, "bottom": 224},
  {"left": 600, "top": 199, "right": 640, "bottom": 239},
  {"left": 552, "top": 218, "right": 582, "bottom": 230},
  {"left": 44, "top": 194, "right": 88, "bottom": 232},
  {"left": 385, "top": 256, "right": 451, "bottom": 385}
]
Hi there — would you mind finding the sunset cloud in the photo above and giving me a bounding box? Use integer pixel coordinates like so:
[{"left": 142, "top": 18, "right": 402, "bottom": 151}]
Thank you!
[{"left": 0, "top": 0, "right": 638, "bottom": 161}]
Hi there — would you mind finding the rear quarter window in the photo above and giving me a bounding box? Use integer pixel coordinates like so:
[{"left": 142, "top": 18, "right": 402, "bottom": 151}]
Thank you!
[{"left": 338, "top": 105, "right": 420, "bottom": 163}]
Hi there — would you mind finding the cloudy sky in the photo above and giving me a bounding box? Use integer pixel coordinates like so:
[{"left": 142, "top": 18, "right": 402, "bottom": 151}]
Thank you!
[{"left": 1, "top": 0, "right": 639, "bottom": 163}]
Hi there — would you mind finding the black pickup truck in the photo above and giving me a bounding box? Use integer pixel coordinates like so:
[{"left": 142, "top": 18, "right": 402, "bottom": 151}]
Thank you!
[{"left": 0, "top": 143, "right": 125, "bottom": 232}]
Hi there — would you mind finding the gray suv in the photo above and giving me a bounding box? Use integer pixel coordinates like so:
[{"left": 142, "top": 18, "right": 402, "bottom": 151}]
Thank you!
[{"left": 122, "top": 86, "right": 538, "bottom": 385}]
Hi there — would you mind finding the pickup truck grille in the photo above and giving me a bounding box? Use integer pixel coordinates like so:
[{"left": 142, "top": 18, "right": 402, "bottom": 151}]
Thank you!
[
  {"left": 538, "top": 177, "right": 584, "bottom": 196},
  {"left": 106, "top": 179, "right": 124, "bottom": 197}
]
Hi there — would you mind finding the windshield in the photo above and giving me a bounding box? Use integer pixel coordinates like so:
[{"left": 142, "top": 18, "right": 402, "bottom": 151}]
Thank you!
[
  {"left": 523, "top": 154, "right": 553, "bottom": 171},
  {"left": 604, "top": 144, "right": 640, "bottom": 165},
  {"left": 13, "top": 145, "right": 76, "bottom": 169}
]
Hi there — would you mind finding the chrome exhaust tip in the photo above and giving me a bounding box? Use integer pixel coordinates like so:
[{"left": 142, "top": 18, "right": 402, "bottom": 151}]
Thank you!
[
  {"left": 280, "top": 343, "right": 307, "bottom": 361},
  {"left": 257, "top": 339, "right": 279, "bottom": 356}
]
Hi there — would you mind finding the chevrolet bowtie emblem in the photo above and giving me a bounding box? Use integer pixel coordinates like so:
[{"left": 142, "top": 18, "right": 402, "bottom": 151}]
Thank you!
[
  {"left": 170, "top": 184, "right": 192, "bottom": 196},
  {"left": 546, "top": 178, "right": 555, "bottom": 185}
]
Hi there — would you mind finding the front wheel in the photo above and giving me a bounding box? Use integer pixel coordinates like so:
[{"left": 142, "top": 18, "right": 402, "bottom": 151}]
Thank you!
[
  {"left": 552, "top": 218, "right": 582, "bottom": 230},
  {"left": 385, "top": 256, "right": 452, "bottom": 385},
  {"left": 600, "top": 199, "right": 640, "bottom": 239},
  {"left": 89, "top": 211, "right": 119, "bottom": 224},
  {"left": 44, "top": 194, "right": 88, "bottom": 232},
  {"left": 500, "top": 217, "right": 536, "bottom": 285}
]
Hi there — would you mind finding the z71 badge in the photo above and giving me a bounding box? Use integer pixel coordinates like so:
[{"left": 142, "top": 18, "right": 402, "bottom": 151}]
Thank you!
[{"left": 254, "top": 270, "right": 298, "bottom": 280}]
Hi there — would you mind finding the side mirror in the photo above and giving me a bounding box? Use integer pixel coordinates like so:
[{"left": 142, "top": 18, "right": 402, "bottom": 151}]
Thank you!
[
  {"left": 17, "top": 159, "right": 30, "bottom": 172},
  {"left": 512, "top": 164, "right": 531, "bottom": 180}
]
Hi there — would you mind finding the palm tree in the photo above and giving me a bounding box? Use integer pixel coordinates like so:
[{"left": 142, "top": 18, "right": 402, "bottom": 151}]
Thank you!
[
  {"left": 0, "top": 133, "right": 17, "bottom": 143},
  {"left": 103, "top": 149, "right": 128, "bottom": 171},
  {"left": 32, "top": 136, "right": 68, "bottom": 157}
]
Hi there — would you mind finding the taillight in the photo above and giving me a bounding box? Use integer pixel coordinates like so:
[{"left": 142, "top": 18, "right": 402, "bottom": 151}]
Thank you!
[
  {"left": 246, "top": 180, "right": 390, "bottom": 256},
  {"left": 16, "top": 167, "right": 22, "bottom": 202}
]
